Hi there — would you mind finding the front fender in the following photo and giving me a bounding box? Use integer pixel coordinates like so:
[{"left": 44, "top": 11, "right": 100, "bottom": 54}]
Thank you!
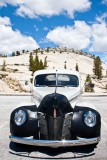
[
  {"left": 76, "top": 102, "right": 96, "bottom": 110},
  {"left": 71, "top": 105, "right": 101, "bottom": 138},
  {"left": 10, "top": 105, "right": 38, "bottom": 137}
]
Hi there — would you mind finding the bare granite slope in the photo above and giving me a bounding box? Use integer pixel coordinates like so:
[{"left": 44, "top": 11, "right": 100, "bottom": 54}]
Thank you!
[{"left": 0, "top": 48, "right": 107, "bottom": 93}]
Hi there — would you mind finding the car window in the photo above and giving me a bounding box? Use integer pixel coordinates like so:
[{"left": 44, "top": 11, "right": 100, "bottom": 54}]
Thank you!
[
  {"left": 57, "top": 74, "right": 79, "bottom": 87},
  {"left": 35, "top": 74, "right": 56, "bottom": 87},
  {"left": 34, "top": 74, "right": 79, "bottom": 87}
]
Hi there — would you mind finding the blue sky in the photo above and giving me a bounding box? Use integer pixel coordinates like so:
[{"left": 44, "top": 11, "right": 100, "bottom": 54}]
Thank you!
[{"left": 0, "top": 0, "right": 107, "bottom": 63}]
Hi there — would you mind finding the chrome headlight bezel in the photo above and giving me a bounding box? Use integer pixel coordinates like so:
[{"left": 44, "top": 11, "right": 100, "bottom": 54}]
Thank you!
[
  {"left": 84, "top": 111, "right": 96, "bottom": 127},
  {"left": 14, "top": 109, "right": 27, "bottom": 126}
]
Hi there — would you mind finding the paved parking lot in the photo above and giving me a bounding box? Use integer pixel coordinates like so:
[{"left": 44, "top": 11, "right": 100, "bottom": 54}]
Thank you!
[{"left": 0, "top": 95, "right": 107, "bottom": 160}]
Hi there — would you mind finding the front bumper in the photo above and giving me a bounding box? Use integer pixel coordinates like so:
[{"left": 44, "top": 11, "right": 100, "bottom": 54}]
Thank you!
[{"left": 9, "top": 136, "right": 100, "bottom": 148}]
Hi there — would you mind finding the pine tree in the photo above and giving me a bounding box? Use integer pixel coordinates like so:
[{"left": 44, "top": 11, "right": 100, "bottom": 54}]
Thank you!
[
  {"left": 105, "top": 84, "right": 107, "bottom": 90},
  {"left": 47, "top": 47, "right": 50, "bottom": 52},
  {"left": 22, "top": 50, "right": 25, "bottom": 53},
  {"left": 85, "top": 74, "right": 94, "bottom": 92},
  {"left": 35, "top": 53, "right": 40, "bottom": 71},
  {"left": 1, "top": 60, "right": 6, "bottom": 71},
  {"left": 76, "top": 63, "right": 79, "bottom": 71},
  {"left": 93, "top": 56, "right": 102, "bottom": 79},
  {"left": 29, "top": 52, "right": 47, "bottom": 76},
  {"left": 16, "top": 51, "right": 20, "bottom": 56},
  {"left": 64, "top": 47, "right": 67, "bottom": 52},
  {"left": 29, "top": 52, "right": 34, "bottom": 71},
  {"left": 41, "top": 51, "right": 43, "bottom": 54},
  {"left": 44, "top": 56, "right": 47, "bottom": 68},
  {"left": 36, "top": 49, "right": 38, "bottom": 54},
  {"left": 106, "top": 70, "right": 107, "bottom": 77},
  {"left": 64, "top": 61, "right": 67, "bottom": 69},
  {"left": 12, "top": 52, "right": 15, "bottom": 56},
  {"left": 39, "top": 60, "right": 44, "bottom": 69}
]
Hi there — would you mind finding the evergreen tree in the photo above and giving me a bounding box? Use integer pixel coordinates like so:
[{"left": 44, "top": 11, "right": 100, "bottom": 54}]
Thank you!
[
  {"left": 35, "top": 49, "right": 38, "bottom": 54},
  {"left": 29, "top": 52, "right": 47, "bottom": 76},
  {"left": 35, "top": 53, "right": 40, "bottom": 71},
  {"left": 105, "top": 84, "right": 107, "bottom": 90},
  {"left": 12, "top": 52, "right": 15, "bottom": 56},
  {"left": 85, "top": 74, "right": 94, "bottom": 92},
  {"left": 1, "top": 60, "right": 6, "bottom": 71},
  {"left": 16, "top": 51, "right": 20, "bottom": 56},
  {"left": 39, "top": 60, "right": 44, "bottom": 69},
  {"left": 22, "top": 50, "right": 25, "bottom": 53},
  {"left": 75, "top": 63, "right": 79, "bottom": 71},
  {"left": 41, "top": 51, "right": 43, "bottom": 54},
  {"left": 64, "top": 61, "right": 67, "bottom": 69},
  {"left": 64, "top": 47, "right": 67, "bottom": 52},
  {"left": 47, "top": 47, "right": 50, "bottom": 52},
  {"left": 44, "top": 56, "right": 47, "bottom": 68},
  {"left": 29, "top": 52, "right": 34, "bottom": 71},
  {"left": 64, "top": 64, "right": 66, "bottom": 69},
  {"left": 93, "top": 56, "right": 102, "bottom": 79}
]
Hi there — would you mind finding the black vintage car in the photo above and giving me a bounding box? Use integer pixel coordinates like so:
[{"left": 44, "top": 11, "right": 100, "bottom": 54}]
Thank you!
[{"left": 10, "top": 70, "right": 101, "bottom": 148}]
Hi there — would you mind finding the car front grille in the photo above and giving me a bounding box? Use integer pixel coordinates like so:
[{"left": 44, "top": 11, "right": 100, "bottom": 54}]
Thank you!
[{"left": 38, "top": 112, "right": 72, "bottom": 140}]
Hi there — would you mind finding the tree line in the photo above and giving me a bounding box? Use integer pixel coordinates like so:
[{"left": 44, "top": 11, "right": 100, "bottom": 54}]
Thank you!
[{"left": 29, "top": 52, "right": 47, "bottom": 74}]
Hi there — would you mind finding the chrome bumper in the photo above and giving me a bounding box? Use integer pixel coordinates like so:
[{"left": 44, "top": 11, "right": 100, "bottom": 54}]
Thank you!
[{"left": 9, "top": 136, "right": 100, "bottom": 148}]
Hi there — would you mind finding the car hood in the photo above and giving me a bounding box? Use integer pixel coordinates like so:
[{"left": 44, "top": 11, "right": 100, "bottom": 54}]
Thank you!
[{"left": 32, "top": 87, "right": 81, "bottom": 107}]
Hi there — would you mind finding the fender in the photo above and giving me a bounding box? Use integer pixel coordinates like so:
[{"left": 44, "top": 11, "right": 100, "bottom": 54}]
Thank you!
[
  {"left": 71, "top": 102, "right": 101, "bottom": 138},
  {"left": 76, "top": 102, "right": 96, "bottom": 110},
  {"left": 16, "top": 102, "right": 36, "bottom": 108},
  {"left": 10, "top": 102, "right": 38, "bottom": 137}
]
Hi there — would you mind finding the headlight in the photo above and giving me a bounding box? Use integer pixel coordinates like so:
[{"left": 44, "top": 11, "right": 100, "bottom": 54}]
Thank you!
[
  {"left": 14, "top": 110, "right": 27, "bottom": 126},
  {"left": 84, "top": 111, "right": 96, "bottom": 127}
]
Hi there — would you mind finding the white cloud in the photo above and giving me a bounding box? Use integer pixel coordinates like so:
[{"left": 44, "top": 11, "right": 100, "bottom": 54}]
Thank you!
[
  {"left": 46, "top": 21, "right": 91, "bottom": 50},
  {"left": 0, "top": 0, "right": 24, "bottom": 7},
  {"left": 0, "top": 16, "right": 39, "bottom": 54},
  {"left": 46, "top": 18, "right": 107, "bottom": 52},
  {"left": 96, "top": 13, "right": 107, "bottom": 23},
  {"left": 0, "top": 1, "right": 6, "bottom": 7},
  {"left": 0, "top": 0, "right": 91, "bottom": 18},
  {"left": 91, "top": 22, "right": 107, "bottom": 52},
  {"left": 16, "top": 5, "right": 38, "bottom": 19},
  {"left": 0, "top": 16, "right": 11, "bottom": 25}
]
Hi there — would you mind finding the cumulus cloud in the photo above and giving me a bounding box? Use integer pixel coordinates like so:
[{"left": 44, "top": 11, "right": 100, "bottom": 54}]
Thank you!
[
  {"left": 46, "top": 19, "right": 107, "bottom": 52},
  {"left": 0, "top": 16, "right": 11, "bottom": 25},
  {"left": 91, "top": 22, "right": 107, "bottom": 52},
  {"left": 46, "top": 21, "right": 91, "bottom": 50},
  {"left": 0, "top": 0, "right": 24, "bottom": 7},
  {"left": 0, "top": 1, "right": 6, "bottom": 7},
  {"left": 96, "top": 13, "right": 107, "bottom": 23},
  {"left": 0, "top": 16, "right": 39, "bottom": 54},
  {"left": 0, "top": 0, "right": 91, "bottom": 18}
]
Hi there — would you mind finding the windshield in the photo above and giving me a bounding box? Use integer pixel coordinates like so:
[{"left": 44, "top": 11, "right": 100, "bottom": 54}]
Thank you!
[{"left": 34, "top": 74, "right": 79, "bottom": 87}]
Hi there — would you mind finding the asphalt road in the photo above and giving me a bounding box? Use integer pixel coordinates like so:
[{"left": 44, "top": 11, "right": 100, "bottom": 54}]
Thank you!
[{"left": 0, "top": 95, "right": 107, "bottom": 160}]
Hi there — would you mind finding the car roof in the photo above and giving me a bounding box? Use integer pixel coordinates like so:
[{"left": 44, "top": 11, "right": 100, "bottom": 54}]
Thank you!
[{"left": 34, "top": 69, "right": 80, "bottom": 77}]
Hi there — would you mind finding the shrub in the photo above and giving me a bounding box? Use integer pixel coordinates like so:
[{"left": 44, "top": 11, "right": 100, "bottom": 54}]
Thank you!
[
  {"left": 1, "top": 60, "right": 6, "bottom": 71},
  {"left": 13, "top": 69, "right": 18, "bottom": 72}
]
